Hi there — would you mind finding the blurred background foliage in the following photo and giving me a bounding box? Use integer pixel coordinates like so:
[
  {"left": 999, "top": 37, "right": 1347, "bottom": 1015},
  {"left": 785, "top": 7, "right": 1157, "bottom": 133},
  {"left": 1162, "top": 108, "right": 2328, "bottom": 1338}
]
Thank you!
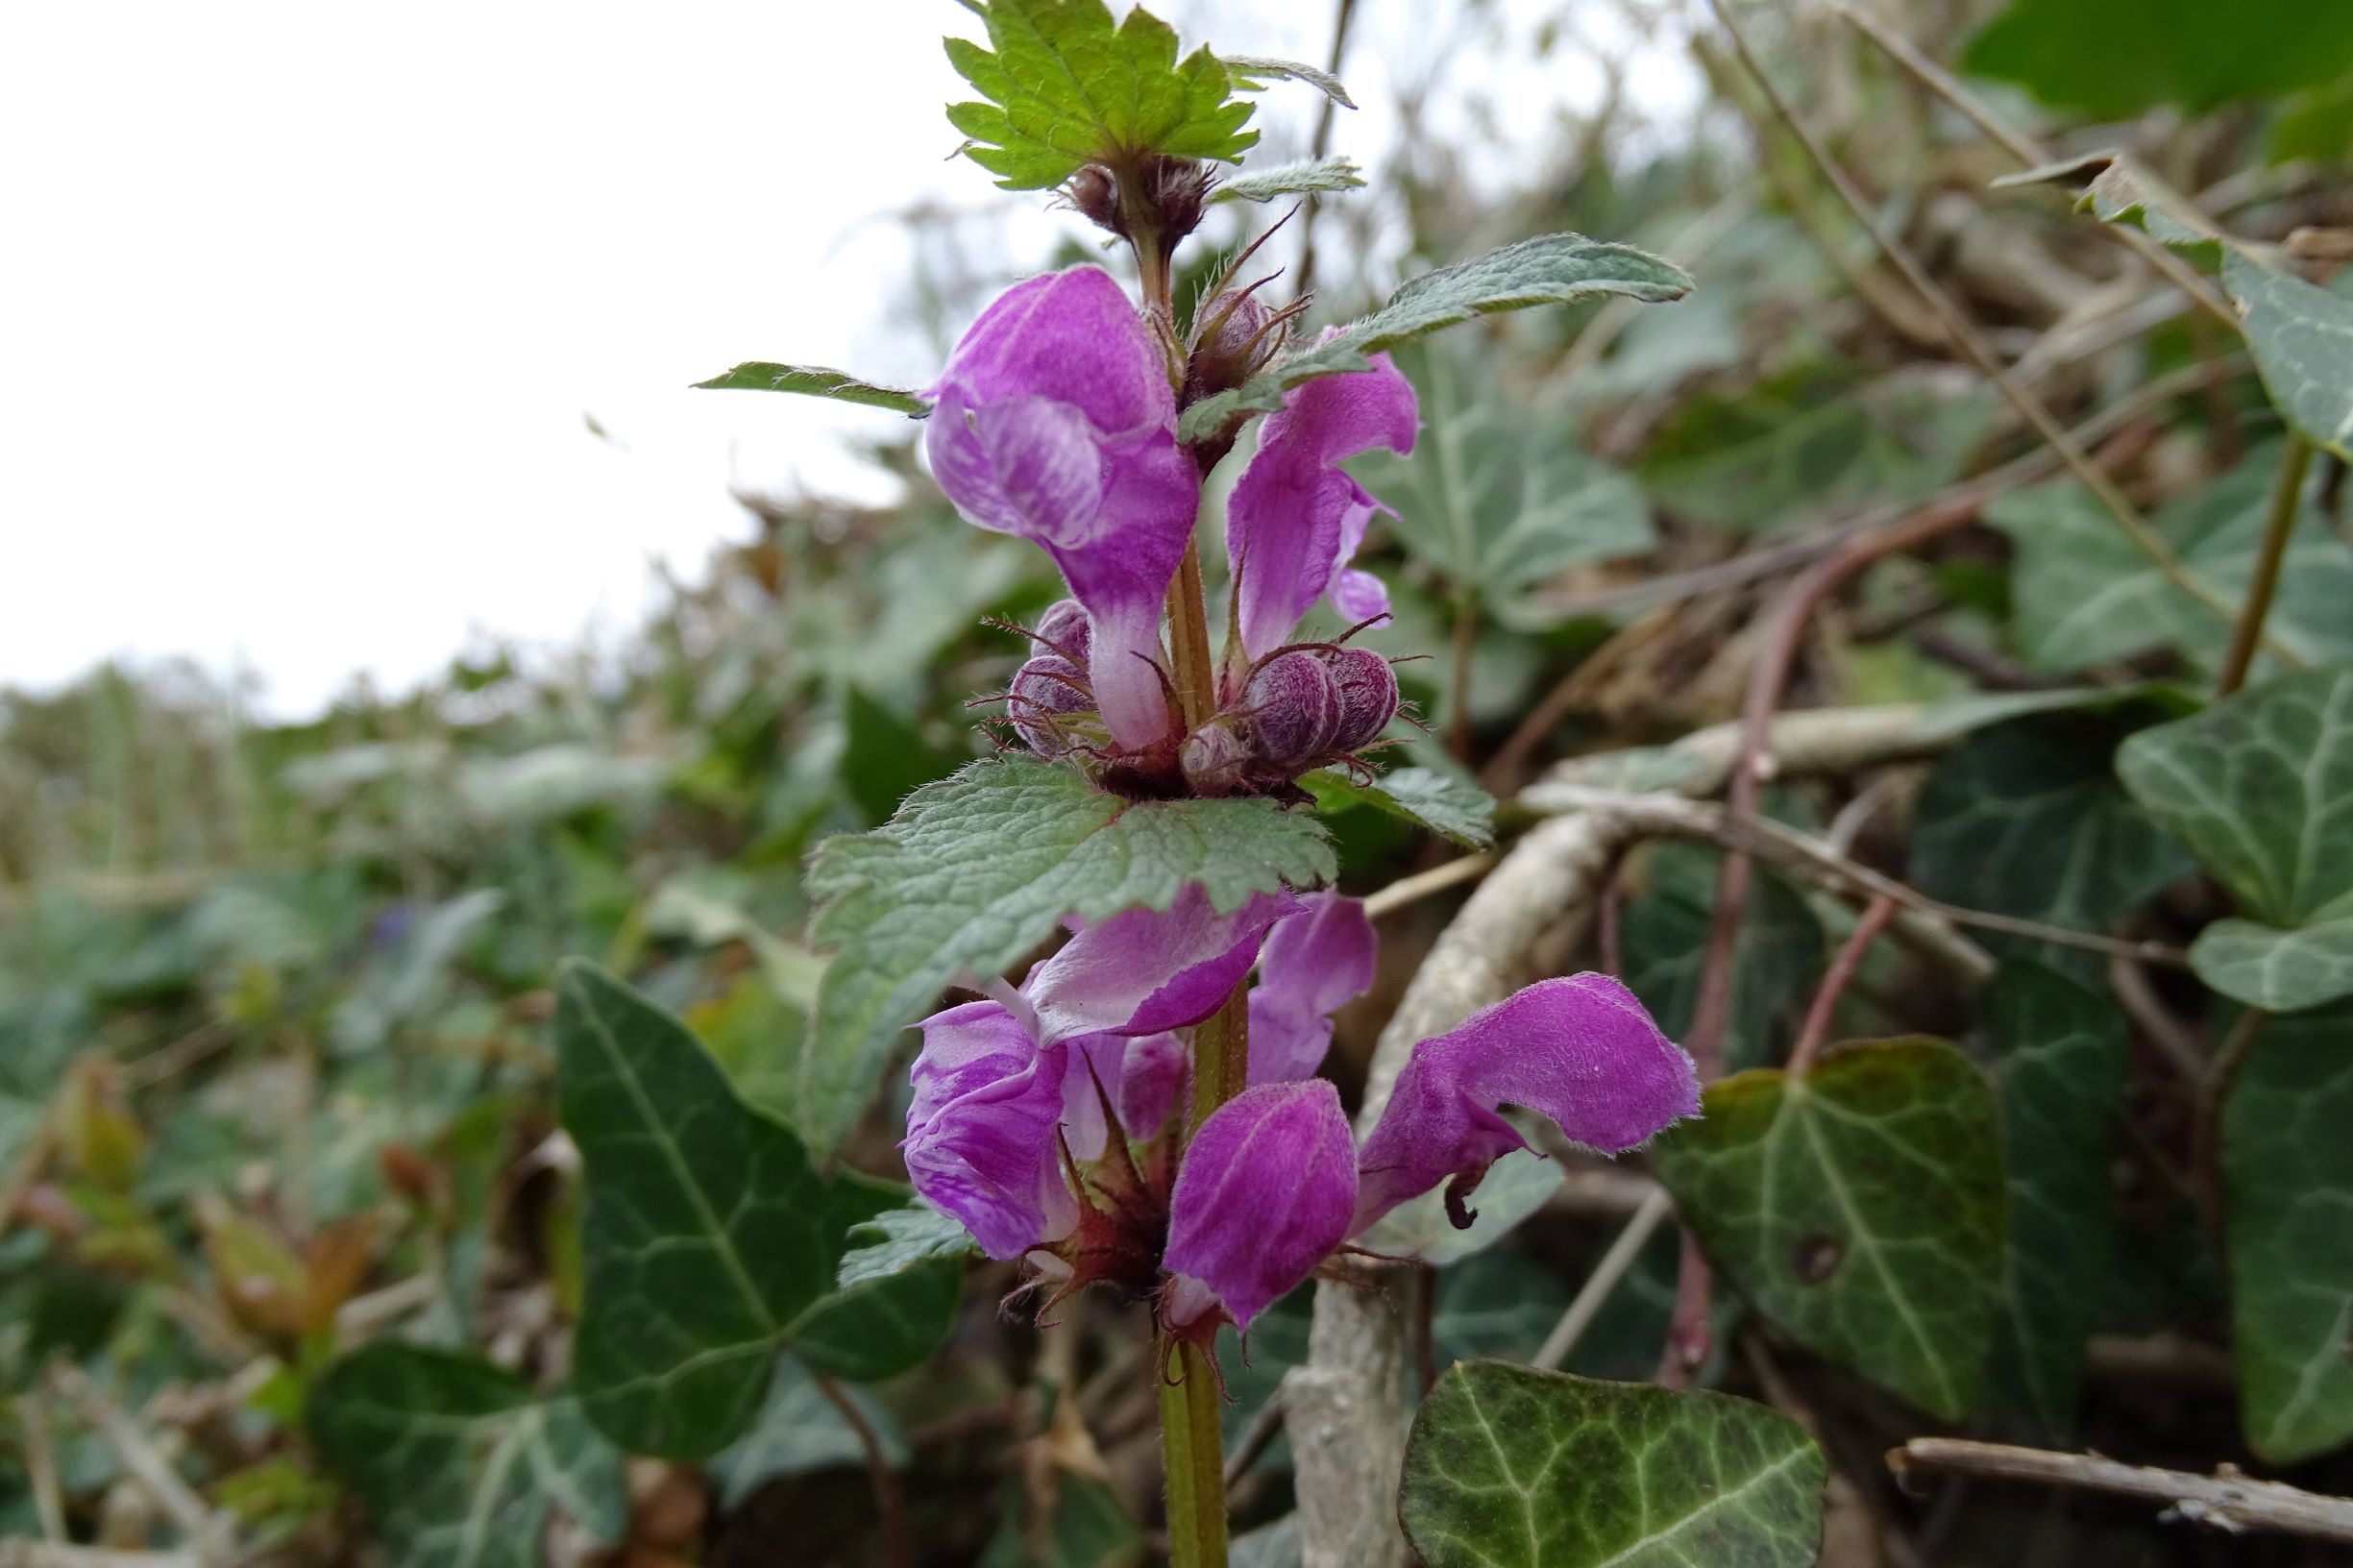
[{"left": 3, "top": 0, "right": 2350, "bottom": 1563}]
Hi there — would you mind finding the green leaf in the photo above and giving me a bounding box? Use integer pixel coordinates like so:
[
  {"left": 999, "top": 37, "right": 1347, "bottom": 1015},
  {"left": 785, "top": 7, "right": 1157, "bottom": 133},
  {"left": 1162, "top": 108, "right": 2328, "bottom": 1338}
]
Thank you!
[
  {"left": 1985, "top": 961, "right": 2128, "bottom": 1433},
  {"left": 1221, "top": 54, "right": 1356, "bottom": 110},
  {"left": 2118, "top": 668, "right": 2353, "bottom": 931},
  {"left": 691, "top": 362, "right": 931, "bottom": 416},
  {"left": 704, "top": 1355, "right": 907, "bottom": 1510},
  {"left": 1652, "top": 1039, "right": 2007, "bottom": 1420},
  {"left": 554, "top": 961, "right": 943, "bottom": 1457},
  {"left": 1179, "top": 233, "right": 1692, "bottom": 442},
  {"left": 1351, "top": 340, "right": 1654, "bottom": 618},
  {"left": 1431, "top": 1249, "right": 1572, "bottom": 1369},
  {"left": 803, "top": 755, "right": 1334, "bottom": 1150},
  {"left": 1398, "top": 1361, "right": 1826, "bottom": 1568},
  {"left": 2190, "top": 916, "right": 2353, "bottom": 1013},
  {"left": 1210, "top": 156, "right": 1364, "bottom": 204},
  {"left": 1637, "top": 364, "right": 1993, "bottom": 537},
  {"left": 1299, "top": 764, "right": 1496, "bottom": 849},
  {"left": 1910, "top": 713, "right": 2192, "bottom": 970},
  {"left": 838, "top": 1200, "right": 979, "bottom": 1287},
  {"left": 944, "top": 0, "right": 1256, "bottom": 190},
  {"left": 2222, "top": 251, "right": 2353, "bottom": 463},
  {"left": 1962, "top": 0, "right": 2353, "bottom": 118},
  {"left": 981, "top": 1472, "right": 1144, "bottom": 1568},
  {"left": 841, "top": 685, "right": 964, "bottom": 825},
  {"left": 1985, "top": 445, "right": 2353, "bottom": 675},
  {"left": 2220, "top": 1001, "right": 2353, "bottom": 1462},
  {"left": 1360, "top": 1146, "right": 1563, "bottom": 1266},
  {"left": 1622, "top": 844, "right": 1825, "bottom": 1075},
  {"left": 308, "top": 1345, "right": 626, "bottom": 1568}
]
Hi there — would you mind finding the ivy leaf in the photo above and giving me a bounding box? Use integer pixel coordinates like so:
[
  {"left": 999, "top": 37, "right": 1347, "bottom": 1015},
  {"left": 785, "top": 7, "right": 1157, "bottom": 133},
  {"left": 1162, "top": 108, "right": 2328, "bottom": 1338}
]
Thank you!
[
  {"left": 2119, "top": 668, "right": 2353, "bottom": 1010},
  {"left": 1299, "top": 764, "right": 1496, "bottom": 849},
  {"left": 1985, "top": 961, "right": 2128, "bottom": 1433},
  {"left": 705, "top": 1355, "right": 907, "bottom": 1510},
  {"left": 1351, "top": 340, "right": 1654, "bottom": 621},
  {"left": 944, "top": 0, "right": 1256, "bottom": 190},
  {"left": 308, "top": 1345, "right": 627, "bottom": 1568},
  {"left": 803, "top": 756, "right": 1335, "bottom": 1151},
  {"left": 2221, "top": 1001, "right": 2353, "bottom": 1462},
  {"left": 1210, "top": 156, "right": 1364, "bottom": 205},
  {"left": 2220, "top": 252, "right": 2353, "bottom": 464},
  {"left": 1985, "top": 445, "right": 2353, "bottom": 675},
  {"left": 691, "top": 363, "right": 931, "bottom": 417},
  {"left": 1430, "top": 1250, "right": 1572, "bottom": 1370},
  {"left": 1652, "top": 1039, "right": 2007, "bottom": 1421},
  {"left": 554, "top": 961, "right": 953, "bottom": 1458},
  {"left": 1622, "top": 845, "right": 1824, "bottom": 1075},
  {"left": 1910, "top": 712, "right": 2192, "bottom": 974},
  {"left": 1398, "top": 1361, "right": 1826, "bottom": 1568},
  {"left": 1221, "top": 54, "right": 1356, "bottom": 110},
  {"left": 980, "top": 1473, "right": 1144, "bottom": 1568},
  {"left": 1179, "top": 233, "right": 1693, "bottom": 442}
]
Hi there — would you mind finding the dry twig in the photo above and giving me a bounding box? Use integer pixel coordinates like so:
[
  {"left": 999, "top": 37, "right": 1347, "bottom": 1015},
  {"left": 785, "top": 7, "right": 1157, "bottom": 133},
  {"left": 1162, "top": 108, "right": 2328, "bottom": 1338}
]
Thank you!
[{"left": 1891, "top": 1438, "right": 2353, "bottom": 1546}]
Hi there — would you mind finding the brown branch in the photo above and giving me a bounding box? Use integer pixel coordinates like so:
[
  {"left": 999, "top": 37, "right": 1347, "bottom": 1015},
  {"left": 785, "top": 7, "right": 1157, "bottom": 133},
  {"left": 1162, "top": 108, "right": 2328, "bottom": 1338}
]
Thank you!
[
  {"left": 2216, "top": 436, "right": 2316, "bottom": 697},
  {"left": 1790, "top": 895, "right": 1900, "bottom": 1073},
  {"left": 817, "top": 1373, "right": 909, "bottom": 1568},
  {"left": 1890, "top": 1438, "right": 2353, "bottom": 1546}
]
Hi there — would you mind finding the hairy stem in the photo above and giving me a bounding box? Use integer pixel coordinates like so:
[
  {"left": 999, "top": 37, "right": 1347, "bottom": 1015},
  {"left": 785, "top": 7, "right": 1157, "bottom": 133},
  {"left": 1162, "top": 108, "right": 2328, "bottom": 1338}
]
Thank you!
[
  {"left": 1446, "top": 589, "right": 1479, "bottom": 759},
  {"left": 2216, "top": 434, "right": 2314, "bottom": 697},
  {"left": 1189, "top": 982, "right": 1252, "bottom": 1130},
  {"left": 1160, "top": 1336, "right": 1230, "bottom": 1568},
  {"left": 1166, "top": 534, "right": 1217, "bottom": 728}
]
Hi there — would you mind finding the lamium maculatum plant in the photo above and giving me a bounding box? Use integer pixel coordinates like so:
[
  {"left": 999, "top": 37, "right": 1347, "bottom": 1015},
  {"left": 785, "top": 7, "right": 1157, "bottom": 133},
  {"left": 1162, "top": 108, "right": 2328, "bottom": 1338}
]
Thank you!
[{"left": 660, "top": 2, "right": 1707, "bottom": 1562}]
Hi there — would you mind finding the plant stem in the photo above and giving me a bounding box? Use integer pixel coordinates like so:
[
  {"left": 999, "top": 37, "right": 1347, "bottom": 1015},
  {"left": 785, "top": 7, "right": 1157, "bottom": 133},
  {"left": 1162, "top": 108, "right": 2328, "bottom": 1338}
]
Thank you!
[
  {"left": 1188, "top": 982, "right": 1251, "bottom": 1130},
  {"left": 2194, "top": 1008, "right": 2267, "bottom": 1238},
  {"left": 1789, "top": 894, "right": 1900, "bottom": 1074},
  {"left": 1445, "top": 590, "right": 1479, "bottom": 760},
  {"left": 1159, "top": 1335, "right": 1231, "bottom": 1568},
  {"left": 817, "top": 1373, "right": 909, "bottom": 1568},
  {"left": 1166, "top": 535, "right": 1217, "bottom": 728},
  {"left": 2216, "top": 434, "right": 2314, "bottom": 697}
]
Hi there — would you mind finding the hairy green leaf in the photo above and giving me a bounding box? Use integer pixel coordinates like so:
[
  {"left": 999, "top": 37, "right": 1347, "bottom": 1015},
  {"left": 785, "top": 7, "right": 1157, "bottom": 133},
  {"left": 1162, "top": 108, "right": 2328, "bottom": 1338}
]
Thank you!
[
  {"left": 308, "top": 1346, "right": 626, "bottom": 1568},
  {"left": 1210, "top": 155, "right": 1364, "bottom": 204},
  {"left": 1652, "top": 1039, "right": 2006, "bottom": 1420},
  {"left": 1300, "top": 764, "right": 1496, "bottom": 849},
  {"left": 2119, "top": 668, "right": 2353, "bottom": 1011},
  {"left": 804, "top": 756, "right": 1334, "bottom": 1149},
  {"left": 1180, "top": 233, "right": 1692, "bottom": 441},
  {"left": 1221, "top": 54, "right": 1355, "bottom": 109},
  {"left": 554, "top": 962, "right": 952, "bottom": 1457},
  {"left": 1985, "top": 961, "right": 2128, "bottom": 1433},
  {"left": 1986, "top": 446, "right": 2353, "bottom": 675},
  {"left": 2221, "top": 1002, "right": 2353, "bottom": 1462},
  {"left": 838, "top": 1200, "right": 979, "bottom": 1287},
  {"left": 691, "top": 363, "right": 931, "bottom": 416},
  {"left": 944, "top": 0, "right": 1256, "bottom": 189},
  {"left": 1399, "top": 1361, "right": 1826, "bottom": 1568}
]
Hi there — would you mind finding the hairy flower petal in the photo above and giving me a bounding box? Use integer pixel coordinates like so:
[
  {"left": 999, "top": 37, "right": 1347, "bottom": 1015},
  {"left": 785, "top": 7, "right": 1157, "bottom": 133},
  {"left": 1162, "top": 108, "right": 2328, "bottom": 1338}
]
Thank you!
[
  {"left": 924, "top": 267, "right": 1198, "bottom": 747},
  {"left": 903, "top": 1001, "right": 1076, "bottom": 1259},
  {"left": 1027, "top": 885, "right": 1296, "bottom": 1043},
  {"left": 1248, "top": 893, "right": 1378, "bottom": 1085},
  {"left": 1163, "top": 1080, "right": 1358, "bottom": 1332},
  {"left": 1226, "top": 352, "right": 1418, "bottom": 659},
  {"left": 1351, "top": 975, "right": 1699, "bottom": 1233}
]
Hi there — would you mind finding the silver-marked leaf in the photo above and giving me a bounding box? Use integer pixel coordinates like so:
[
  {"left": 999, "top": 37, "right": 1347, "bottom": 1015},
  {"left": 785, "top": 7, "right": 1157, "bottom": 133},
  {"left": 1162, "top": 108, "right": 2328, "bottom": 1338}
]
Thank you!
[
  {"left": 2221, "top": 1002, "right": 2353, "bottom": 1462},
  {"left": 1652, "top": 1039, "right": 2006, "bottom": 1421},
  {"left": 1210, "top": 156, "right": 1364, "bottom": 204},
  {"left": 1180, "top": 233, "right": 1692, "bottom": 441},
  {"left": 554, "top": 962, "right": 944, "bottom": 1458},
  {"left": 2118, "top": 668, "right": 2353, "bottom": 940},
  {"left": 691, "top": 363, "right": 931, "bottom": 417},
  {"left": 803, "top": 756, "right": 1335, "bottom": 1151},
  {"left": 1985, "top": 961, "right": 2128, "bottom": 1433},
  {"left": 2191, "top": 916, "right": 2353, "bottom": 1013},
  {"left": 308, "top": 1346, "right": 626, "bottom": 1568},
  {"left": 1399, "top": 1361, "right": 1826, "bottom": 1568},
  {"left": 1986, "top": 445, "right": 2353, "bottom": 675},
  {"left": 1299, "top": 764, "right": 1496, "bottom": 849},
  {"left": 1222, "top": 55, "right": 1356, "bottom": 110},
  {"left": 704, "top": 1355, "right": 907, "bottom": 1510},
  {"left": 2221, "top": 251, "right": 2353, "bottom": 462}
]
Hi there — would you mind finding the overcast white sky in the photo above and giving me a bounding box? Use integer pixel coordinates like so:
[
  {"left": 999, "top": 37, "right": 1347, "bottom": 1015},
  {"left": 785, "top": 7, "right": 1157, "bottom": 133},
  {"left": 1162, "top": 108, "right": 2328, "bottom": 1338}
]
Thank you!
[{"left": 1, "top": 0, "right": 1694, "bottom": 718}]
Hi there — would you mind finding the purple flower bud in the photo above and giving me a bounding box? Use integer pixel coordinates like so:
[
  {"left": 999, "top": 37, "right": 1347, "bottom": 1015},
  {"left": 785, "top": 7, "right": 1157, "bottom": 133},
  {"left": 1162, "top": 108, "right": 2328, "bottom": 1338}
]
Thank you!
[
  {"left": 1034, "top": 599, "right": 1092, "bottom": 665},
  {"left": 1244, "top": 651, "right": 1341, "bottom": 767},
  {"left": 1180, "top": 722, "right": 1249, "bottom": 796},
  {"left": 1163, "top": 1080, "right": 1358, "bottom": 1333},
  {"left": 1323, "top": 647, "right": 1399, "bottom": 752},
  {"left": 1010, "top": 653, "right": 1090, "bottom": 756},
  {"left": 1184, "top": 286, "right": 1281, "bottom": 405}
]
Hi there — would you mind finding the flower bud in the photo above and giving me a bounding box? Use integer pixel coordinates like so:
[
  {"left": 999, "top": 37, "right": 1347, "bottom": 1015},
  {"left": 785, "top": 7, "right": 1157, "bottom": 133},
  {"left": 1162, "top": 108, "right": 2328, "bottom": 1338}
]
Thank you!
[
  {"left": 1184, "top": 286, "right": 1280, "bottom": 405},
  {"left": 1180, "top": 721, "right": 1249, "bottom": 796},
  {"left": 1034, "top": 599, "right": 1092, "bottom": 665},
  {"left": 1324, "top": 648, "right": 1399, "bottom": 752},
  {"left": 1066, "top": 164, "right": 1124, "bottom": 235},
  {"left": 1010, "top": 653, "right": 1089, "bottom": 757},
  {"left": 1244, "top": 651, "right": 1341, "bottom": 768}
]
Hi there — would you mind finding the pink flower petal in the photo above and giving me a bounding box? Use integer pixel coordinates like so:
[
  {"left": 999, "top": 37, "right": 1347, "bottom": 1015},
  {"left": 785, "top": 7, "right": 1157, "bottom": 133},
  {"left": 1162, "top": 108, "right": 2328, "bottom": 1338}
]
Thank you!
[{"left": 1164, "top": 1080, "right": 1359, "bottom": 1332}]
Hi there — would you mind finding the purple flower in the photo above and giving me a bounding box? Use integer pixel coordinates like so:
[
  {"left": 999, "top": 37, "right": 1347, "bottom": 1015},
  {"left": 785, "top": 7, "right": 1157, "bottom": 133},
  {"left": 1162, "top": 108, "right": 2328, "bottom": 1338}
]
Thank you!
[
  {"left": 1225, "top": 347, "right": 1418, "bottom": 662},
  {"left": 1247, "top": 891, "right": 1377, "bottom": 1086},
  {"left": 1161, "top": 973, "right": 1696, "bottom": 1335},
  {"left": 924, "top": 267, "right": 1201, "bottom": 750}
]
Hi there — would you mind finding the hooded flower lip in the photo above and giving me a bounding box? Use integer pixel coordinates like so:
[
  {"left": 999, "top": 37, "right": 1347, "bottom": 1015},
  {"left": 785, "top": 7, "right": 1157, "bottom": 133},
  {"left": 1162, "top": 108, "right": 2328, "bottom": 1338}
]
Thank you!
[
  {"left": 1162, "top": 1079, "right": 1358, "bottom": 1334},
  {"left": 1246, "top": 891, "right": 1377, "bottom": 1086},
  {"left": 904, "top": 1003, "right": 1076, "bottom": 1261},
  {"left": 1225, "top": 348, "right": 1419, "bottom": 662},
  {"left": 924, "top": 266, "right": 1200, "bottom": 751}
]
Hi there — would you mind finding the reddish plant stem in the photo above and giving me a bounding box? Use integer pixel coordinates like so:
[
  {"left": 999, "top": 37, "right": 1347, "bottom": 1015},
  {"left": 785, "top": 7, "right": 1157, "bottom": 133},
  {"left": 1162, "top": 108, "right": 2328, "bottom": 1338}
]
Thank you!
[
  {"left": 817, "top": 1373, "right": 909, "bottom": 1568},
  {"left": 1789, "top": 894, "right": 1900, "bottom": 1074}
]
